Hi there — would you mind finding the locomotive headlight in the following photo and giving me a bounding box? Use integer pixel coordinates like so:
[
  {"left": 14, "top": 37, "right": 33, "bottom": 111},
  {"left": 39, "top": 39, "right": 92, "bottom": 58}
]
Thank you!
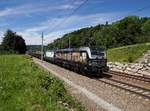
[
  {"left": 89, "top": 62, "right": 92, "bottom": 66},
  {"left": 88, "top": 60, "right": 92, "bottom": 66}
]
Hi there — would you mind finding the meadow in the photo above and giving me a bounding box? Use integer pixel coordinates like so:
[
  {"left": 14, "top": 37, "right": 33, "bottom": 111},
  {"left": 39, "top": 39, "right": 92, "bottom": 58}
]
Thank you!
[
  {"left": 107, "top": 43, "right": 150, "bottom": 62},
  {"left": 0, "top": 55, "right": 84, "bottom": 111}
]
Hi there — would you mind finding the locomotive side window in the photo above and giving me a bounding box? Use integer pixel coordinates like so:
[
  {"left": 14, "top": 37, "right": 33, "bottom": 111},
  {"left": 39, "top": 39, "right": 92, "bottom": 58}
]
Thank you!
[
  {"left": 64, "top": 53, "right": 67, "bottom": 60},
  {"left": 67, "top": 52, "right": 72, "bottom": 61},
  {"left": 82, "top": 52, "right": 87, "bottom": 59},
  {"left": 81, "top": 52, "right": 87, "bottom": 63}
]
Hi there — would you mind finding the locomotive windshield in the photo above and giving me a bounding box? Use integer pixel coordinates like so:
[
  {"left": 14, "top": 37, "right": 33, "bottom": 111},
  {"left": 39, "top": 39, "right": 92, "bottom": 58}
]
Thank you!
[
  {"left": 91, "top": 48, "right": 106, "bottom": 59},
  {"left": 91, "top": 51, "right": 104, "bottom": 56}
]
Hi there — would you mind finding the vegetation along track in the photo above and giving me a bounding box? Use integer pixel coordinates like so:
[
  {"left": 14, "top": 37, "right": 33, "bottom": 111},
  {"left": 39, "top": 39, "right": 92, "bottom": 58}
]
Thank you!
[{"left": 98, "top": 75, "right": 150, "bottom": 100}]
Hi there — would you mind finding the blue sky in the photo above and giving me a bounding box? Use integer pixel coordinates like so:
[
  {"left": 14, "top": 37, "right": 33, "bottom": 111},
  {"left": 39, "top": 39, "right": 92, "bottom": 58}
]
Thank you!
[{"left": 0, "top": 0, "right": 150, "bottom": 45}]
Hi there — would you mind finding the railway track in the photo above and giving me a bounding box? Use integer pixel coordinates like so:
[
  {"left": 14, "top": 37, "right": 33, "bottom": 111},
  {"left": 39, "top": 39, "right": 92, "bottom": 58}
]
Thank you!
[
  {"left": 98, "top": 77, "right": 150, "bottom": 100},
  {"left": 104, "top": 71, "right": 150, "bottom": 83},
  {"left": 102, "top": 71, "right": 150, "bottom": 100}
]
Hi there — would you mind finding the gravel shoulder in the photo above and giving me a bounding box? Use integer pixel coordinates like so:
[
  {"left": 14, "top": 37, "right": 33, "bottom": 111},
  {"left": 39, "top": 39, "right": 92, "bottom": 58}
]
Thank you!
[{"left": 33, "top": 58, "right": 150, "bottom": 111}]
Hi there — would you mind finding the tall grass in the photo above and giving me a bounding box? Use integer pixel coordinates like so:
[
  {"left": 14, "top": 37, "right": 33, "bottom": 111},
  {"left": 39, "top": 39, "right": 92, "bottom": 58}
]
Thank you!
[
  {"left": 0, "top": 55, "right": 84, "bottom": 111},
  {"left": 107, "top": 43, "right": 150, "bottom": 62}
]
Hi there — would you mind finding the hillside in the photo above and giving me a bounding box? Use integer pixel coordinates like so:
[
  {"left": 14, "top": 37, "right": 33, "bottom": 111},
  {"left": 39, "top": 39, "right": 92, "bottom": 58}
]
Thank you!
[
  {"left": 107, "top": 43, "right": 150, "bottom": 62},
  {"left": 48, "top": 16, "right": 150, "bottom": 49},
  {"left": 0, "top": 55, "right": 84, "bottom": 111}
]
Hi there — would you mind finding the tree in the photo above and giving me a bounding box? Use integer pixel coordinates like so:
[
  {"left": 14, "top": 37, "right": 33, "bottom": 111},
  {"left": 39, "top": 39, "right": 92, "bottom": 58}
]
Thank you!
[
  {"left": 1, "top": 30, "right": 27, "bottom": 54},
  {"left": 0, "top": 45, "right": 2, "bottom": 50},
  {"left": 1, "top": 30, "right": 15, "bottom": 51},
  {"left": 141, "top": 19, "right": 150, "bottom": 34},
  {"left": 14, "top": 35, "right": 27, "bottom": 54}
]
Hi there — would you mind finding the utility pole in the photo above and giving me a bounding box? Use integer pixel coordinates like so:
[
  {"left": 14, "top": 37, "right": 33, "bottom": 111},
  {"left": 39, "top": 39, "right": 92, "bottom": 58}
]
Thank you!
[
  {"left": 69, "top": 36, "right": 70, "bottom": 49},
  {"left": 41, "top": 32, "right": 44, "bottom": 62},
  {"left": 61, "top": 39, "right": 63, "bottom": 49}
]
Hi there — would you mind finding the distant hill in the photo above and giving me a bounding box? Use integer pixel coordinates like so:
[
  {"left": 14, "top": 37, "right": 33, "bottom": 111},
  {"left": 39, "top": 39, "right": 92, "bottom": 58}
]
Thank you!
[{"left": 48, "top": 16, "right": 150, "bottom": 49}]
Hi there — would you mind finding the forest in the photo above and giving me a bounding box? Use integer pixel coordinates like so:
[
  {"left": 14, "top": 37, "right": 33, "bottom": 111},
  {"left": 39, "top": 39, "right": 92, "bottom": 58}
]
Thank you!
[{"left": 48, "top": 16, "right": 150, "bottom": 49}]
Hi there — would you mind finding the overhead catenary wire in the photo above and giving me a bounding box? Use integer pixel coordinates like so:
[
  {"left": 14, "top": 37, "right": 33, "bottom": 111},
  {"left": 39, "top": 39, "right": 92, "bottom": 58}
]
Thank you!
[
  {"left": 109, "top": 4, "right": 150, "bottom": 23},
  {"left": 46, "top": 0, "right": 88, "bottom": 48},
  {"left": 41, "top": 0, "right": 88, "bottom": 46},
  {"left": 101, "top": 4, "right": 150, "bottom": 48},
  {"left": 41, "top": 32, "right": 44, "bottom": 61},
  {"left": 48, "top": 0, "right": 88, "bottom": 33}
]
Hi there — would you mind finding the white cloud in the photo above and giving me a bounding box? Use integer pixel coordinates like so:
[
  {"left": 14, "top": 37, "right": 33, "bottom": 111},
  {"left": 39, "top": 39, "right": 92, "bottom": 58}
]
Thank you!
[
  {"left": 18, "top": 31, "right": 41, "bottom": 45},
  {"left": 44, "top": 12, "right": 121, "bottom": 30},
  {"left": 18, "top": 12, "right": 121, "bottom": 45},
  {"left": 44, "top": 28, "right": 77, "bottom": 43},
  {"left": 57, "top": 4, "right": 75, "bottom": 10},
  {"left": 25, "top": 26, "right": 49, "bottom": 32},
  {"left": 0, "top": 23, "right": 8, "bottom": 27},
  {"left": 0, "top": 31, "right": 4, "bottom": 44},
  {"left": 0, "top": 2, "right": 78, "bottom": 17},
  {"left": 18, "top": 27, "right": 76, "bottom": 45},
  {"left": 0, "top": 4, "right": 38, "bottom": 17}
]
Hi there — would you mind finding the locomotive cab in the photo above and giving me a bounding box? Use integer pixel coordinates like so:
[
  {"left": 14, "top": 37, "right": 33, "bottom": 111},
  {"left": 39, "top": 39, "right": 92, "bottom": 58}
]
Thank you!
[
  {"left": 91, "top": 48, "right": 106, "bottom": 59},
  {"left": 88, "top": 48, "right": 109, "bottom": 72},
  {"left": 44, "top": 50, "right": 55, "bottom": 63}
]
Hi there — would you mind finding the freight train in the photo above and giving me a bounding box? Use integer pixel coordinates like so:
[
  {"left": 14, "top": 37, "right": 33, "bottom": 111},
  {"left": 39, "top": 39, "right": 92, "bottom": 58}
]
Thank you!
[{"left": 29, "top": 47, "right": 109, "bottom": 75}]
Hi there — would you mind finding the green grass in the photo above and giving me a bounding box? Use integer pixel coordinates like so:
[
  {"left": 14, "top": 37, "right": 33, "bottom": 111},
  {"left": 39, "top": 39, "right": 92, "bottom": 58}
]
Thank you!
[
  {"left": 0, "top": 55, "right": 84, "bottom": 111},
  {"left": 107, "top": 43, "right": 150, "bottom": 62}
]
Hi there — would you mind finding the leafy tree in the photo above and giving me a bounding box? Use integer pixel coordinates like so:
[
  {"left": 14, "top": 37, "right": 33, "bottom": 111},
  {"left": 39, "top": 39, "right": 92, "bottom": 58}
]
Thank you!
[
  {"left": 14, "top": 35, "right": 27, "bottom": 54},
  {"left": 141, "top": 19, "right": 150, "bottom": 33},
  {"left": 1, "top": 30, "right": 15, "bottom": 51},
  {"left": 0, "top": 45, "right": 2, "bottom": 50},
  {"left": 1, "top": 30, "right": 27, "bottom": 54}
]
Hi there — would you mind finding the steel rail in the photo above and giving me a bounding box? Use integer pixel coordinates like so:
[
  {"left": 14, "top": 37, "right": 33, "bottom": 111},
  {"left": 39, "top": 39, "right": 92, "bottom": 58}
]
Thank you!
[
  {"left": 104, "top": 71, "right": 150, "bottom": 83},
  {"left": 98, "top": 78, "right": 150, "bottom": 100}
]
